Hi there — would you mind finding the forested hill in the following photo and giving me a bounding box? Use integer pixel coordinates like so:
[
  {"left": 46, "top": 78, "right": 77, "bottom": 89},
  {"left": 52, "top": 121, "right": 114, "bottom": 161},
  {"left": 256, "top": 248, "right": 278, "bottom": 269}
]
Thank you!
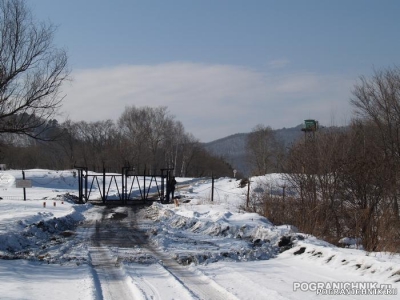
[{"left": 203, "top": 125, "right": 304, "bottom": 176}]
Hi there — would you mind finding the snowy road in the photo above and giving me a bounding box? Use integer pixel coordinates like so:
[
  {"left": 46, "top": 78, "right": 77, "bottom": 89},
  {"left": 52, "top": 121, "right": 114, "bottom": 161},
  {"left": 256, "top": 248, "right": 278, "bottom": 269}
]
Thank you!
[
  {"left": 88, "top": 205, "right": 240, "bottom": 300},
  {"left": 83, "top": 205, "right": 399, "bottom": 300}
]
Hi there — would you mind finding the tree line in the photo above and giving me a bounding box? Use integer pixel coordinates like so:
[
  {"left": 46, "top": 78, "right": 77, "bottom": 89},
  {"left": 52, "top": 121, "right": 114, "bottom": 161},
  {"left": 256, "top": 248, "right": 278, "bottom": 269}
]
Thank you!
[
  {"left": 0, "top": 106, "right": 233, "bottom": 177},
  {"left": 245, "top": 67, "right": 400, "bottom": 252}
]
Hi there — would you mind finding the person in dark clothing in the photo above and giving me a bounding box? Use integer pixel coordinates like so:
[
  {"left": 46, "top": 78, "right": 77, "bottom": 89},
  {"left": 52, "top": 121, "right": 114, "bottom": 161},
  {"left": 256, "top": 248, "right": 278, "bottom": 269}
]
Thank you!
[{"left": 168, "top": 176, "right": 177, "bottom": 201}]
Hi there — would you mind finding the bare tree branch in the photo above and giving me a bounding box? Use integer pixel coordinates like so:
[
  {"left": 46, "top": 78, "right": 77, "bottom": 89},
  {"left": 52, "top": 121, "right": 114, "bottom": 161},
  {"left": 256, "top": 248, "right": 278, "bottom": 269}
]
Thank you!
[{"left": 0, "top": 0, "right": 69, "bottom": 139}]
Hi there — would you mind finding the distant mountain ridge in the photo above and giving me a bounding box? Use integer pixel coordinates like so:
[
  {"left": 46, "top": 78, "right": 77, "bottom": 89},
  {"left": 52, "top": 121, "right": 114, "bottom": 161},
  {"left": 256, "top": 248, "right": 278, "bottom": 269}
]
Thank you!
[{"left": 203, "top": 125, "right": 304, "bottom": 176}]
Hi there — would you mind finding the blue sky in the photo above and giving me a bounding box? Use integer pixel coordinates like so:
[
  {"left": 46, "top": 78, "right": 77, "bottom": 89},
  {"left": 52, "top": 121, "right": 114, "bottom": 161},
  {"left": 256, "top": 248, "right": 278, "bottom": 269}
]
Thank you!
[{"left": 29, "top": 0, "right": 400, "bottom": 142}]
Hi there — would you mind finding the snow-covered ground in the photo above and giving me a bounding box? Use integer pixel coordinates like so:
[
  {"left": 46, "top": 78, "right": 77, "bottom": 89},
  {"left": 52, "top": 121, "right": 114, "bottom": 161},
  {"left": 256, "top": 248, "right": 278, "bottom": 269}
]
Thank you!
[{"left": 0, "top": 170, "right": 399, "bottom": 299}]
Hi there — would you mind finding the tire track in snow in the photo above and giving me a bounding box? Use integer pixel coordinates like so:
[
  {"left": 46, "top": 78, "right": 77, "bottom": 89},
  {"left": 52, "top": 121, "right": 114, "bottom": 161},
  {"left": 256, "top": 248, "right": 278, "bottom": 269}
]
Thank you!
[
  {"left": 88, "top": 209, "right": 140, "bottom": 300},
  {"left": 89, "top": 244, "right": 139, "bottom": 300},
  {"left": 126, "top": 264, "right": 165, "bottom": 300},
  {"left": 129, "top": 209, "right": 240, "bottom": 300},
  {"left": 86, "top": 205, "right": 241, "bottom": 300},
  {"left": 196, "top": 260, "right": 386, "bottom": 300},
  {"left": 196, "top": 265, "right": 290, "bottom": 300}
]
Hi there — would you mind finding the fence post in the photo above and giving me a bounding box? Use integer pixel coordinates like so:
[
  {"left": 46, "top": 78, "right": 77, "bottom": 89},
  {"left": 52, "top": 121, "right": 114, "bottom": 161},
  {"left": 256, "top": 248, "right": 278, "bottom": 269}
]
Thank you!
[
  {"left": 78, "top": 169, "right": 82, "bottom": 203},
  {"left": 282, "top": 185, "right": 286, "bottom": 201},
  {"left": 246, "top": 179, "right": 251, "bottom": 209},
  {"left": 160, "top": 169, "right": 164, "bottom": 203},
  {"left": 143, "top": 167, "right": 146, "bottom": 201},
  {"left": 211, "top": 173, "right": 214, "bottom": 202},
  {"left": 22, "top": 170, "right": 26, "bottom": 201}
]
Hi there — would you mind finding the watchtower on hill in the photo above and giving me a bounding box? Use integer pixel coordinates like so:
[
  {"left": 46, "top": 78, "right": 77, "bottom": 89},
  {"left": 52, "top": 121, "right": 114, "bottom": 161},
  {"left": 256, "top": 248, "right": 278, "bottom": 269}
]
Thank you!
[{"left": 301, "top": 119, "right": 318, "bottom": 141}]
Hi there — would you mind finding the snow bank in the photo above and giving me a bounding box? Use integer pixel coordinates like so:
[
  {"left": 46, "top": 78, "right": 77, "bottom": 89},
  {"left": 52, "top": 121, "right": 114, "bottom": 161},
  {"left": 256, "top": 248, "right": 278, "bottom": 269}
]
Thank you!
[
  {"left": 145, "top": 197, "right": 400, "bottom": 287},
  {"left": 0, "top": 172, "right": 15, "bottom": 188},
  {"left": 0, "top": 195, "right": 91, "bottom": 261},
  {"left": 0, "top": 260, "right": 96, "bottom": 300},
  {"left": 146, "top": 202, "right": 296, "bottom": 264},
  {"left": 281, "top": 238, "right": 400, "bottom": 285}
]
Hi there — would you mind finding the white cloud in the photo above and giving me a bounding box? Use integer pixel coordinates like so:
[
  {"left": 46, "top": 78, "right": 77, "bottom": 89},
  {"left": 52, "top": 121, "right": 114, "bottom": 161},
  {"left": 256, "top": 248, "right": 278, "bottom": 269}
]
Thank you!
[{"left": 60, "top": 62, "right": 354, "bottom": 142}]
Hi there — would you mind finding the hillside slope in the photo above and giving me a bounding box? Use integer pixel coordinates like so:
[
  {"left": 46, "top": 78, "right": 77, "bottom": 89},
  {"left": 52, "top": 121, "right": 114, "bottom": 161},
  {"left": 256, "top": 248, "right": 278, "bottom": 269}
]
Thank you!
[{"left": 203, "top": 125, "right": 303, "bottom": 176}]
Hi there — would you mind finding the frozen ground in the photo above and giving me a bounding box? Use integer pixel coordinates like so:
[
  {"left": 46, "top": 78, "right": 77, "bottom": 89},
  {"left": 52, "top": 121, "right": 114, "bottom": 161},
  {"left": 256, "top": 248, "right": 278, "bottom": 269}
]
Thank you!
[{"left": 0, "top": 170, "right": 399, "bottom": 299}]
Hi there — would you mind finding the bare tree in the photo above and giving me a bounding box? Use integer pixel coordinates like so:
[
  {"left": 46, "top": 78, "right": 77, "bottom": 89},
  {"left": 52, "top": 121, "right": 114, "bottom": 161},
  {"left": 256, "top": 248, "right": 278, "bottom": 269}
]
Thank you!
[
  {"left": 161, "top": 119, "right": 200, "bottom": 176},
  {"left": 118, "top": 106, "right": 177, "bottom": 172},
  {"left": 118, "top": 105, "right": 229, "bottom": 177},
  {"left": 350, "top": 67, "right": 400, "bottom": 251},
  {"left": 352, "top": 68, "right": 400, "bottom": 211},
  {"left": 280, "top": 119, "right": 400, "bottom": 251},
  {"left": 246, "top": 124, "right": 280, "bottom": 175},
  {"left": 351, "top": 67, "right": 400, "bottom": 160},
  {"left": 0, "top": 0, "right": 68, "bottom": 138},
  {"left": 71, "top": 120, "right": 118, "bottom": 171}
]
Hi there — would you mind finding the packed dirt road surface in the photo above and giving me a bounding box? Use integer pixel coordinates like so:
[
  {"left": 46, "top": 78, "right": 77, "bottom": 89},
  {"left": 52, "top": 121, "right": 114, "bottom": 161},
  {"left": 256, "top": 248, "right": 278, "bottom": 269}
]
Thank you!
[{"left": 88, "top": 205, "right": 239, "bottom": 300}]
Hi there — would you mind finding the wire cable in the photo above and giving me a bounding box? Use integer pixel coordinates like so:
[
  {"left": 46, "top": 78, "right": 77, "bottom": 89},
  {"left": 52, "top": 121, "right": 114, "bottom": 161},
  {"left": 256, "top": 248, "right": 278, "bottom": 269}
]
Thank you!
[
  {"left": 214, "top": 187, "right": 243, "bottom": 195},
  {"left": 193, "top": 186, "right": 211, "bottom": 193}
]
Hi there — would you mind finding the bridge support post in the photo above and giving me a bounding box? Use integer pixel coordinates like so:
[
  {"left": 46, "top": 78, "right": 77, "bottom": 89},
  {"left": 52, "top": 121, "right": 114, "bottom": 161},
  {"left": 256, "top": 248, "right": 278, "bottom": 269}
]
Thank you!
[
  {"left": 102, "top": 168, "right": 106, "bottom": 204},
  {"left": 160, "top": 168, "right": 174, "bottom": 204},
  {"left": 74, "top": 166, "right": 88, "bottom": 204}
]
